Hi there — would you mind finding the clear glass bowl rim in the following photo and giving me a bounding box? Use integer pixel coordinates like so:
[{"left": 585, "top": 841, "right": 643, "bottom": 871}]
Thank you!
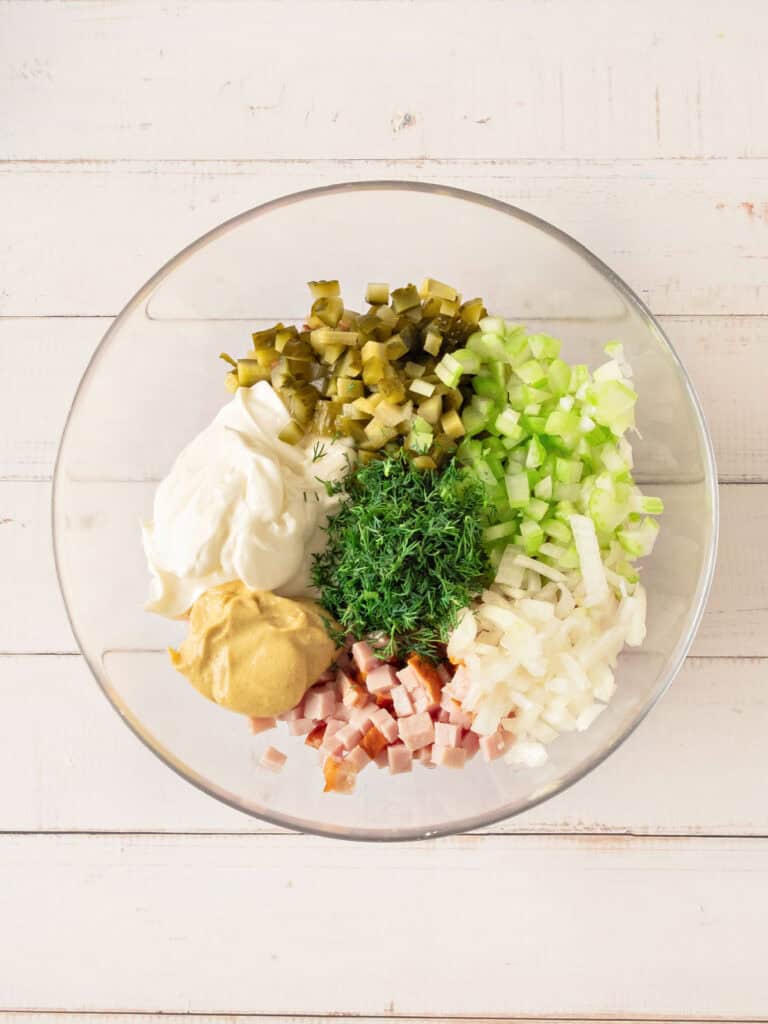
[{"left": 52, "top": 179, "right": 719, "bottom": 842}]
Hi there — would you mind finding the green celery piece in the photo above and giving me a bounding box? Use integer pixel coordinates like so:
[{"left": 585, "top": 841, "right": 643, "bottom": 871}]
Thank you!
[{"left": 528, "top": 334, "right": 561, "bottom": 360}]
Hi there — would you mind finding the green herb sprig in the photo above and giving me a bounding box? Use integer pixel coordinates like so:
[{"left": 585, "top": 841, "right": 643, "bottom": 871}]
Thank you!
[{"left": 311, "top": 453, "right": 491, "bottom": 660}]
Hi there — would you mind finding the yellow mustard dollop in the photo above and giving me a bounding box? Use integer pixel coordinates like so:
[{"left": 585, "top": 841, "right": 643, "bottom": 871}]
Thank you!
[{"left": 169, "top": 581, "right": 335, "bottom": 717}]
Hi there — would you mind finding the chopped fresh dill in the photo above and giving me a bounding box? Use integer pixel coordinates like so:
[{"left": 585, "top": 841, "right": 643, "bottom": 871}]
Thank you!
[
  {"left": 311, "top": 452, "right": 491, "bottom": 660},
  {"left": 311, "top": 441, "right": 328, "bottom": 464}
]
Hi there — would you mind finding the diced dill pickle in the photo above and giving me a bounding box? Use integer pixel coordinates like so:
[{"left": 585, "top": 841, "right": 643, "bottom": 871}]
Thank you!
[
  {"left": 340, "top": 309, "right": 360, "bottom": 327},
  {"left": 418, "top": 395, "right": 443, "bottom": 425},
  {"left": 355, "top": 313, "right": 383, "bottom": 338},
  {"left": 357, "top": 449, "right": 381, "bottom": 466},
  {"left": 321, "top": 344, "right": 345, "bottom": 365},
  {"left": 310, "top": 328, "right": 359, "bottom": 348},
  {"left": 251, "top": 324, "right": 283, "bottom": 349},
  {"left": 421, "top": 296, "right": 443, "bottom": 319},
  {"left": 312, "top": 296, "right": 344, "bottom": 328},
  {"left": 391, "top": 284, "right": 421, "bottom": 313},
  {"left": 278, "top": 419, "right": 305, "bottom": 445},
  {"left": 440, "top": 298, "right": 460, "bottom": 316},
  {"left": 353, "top": 394, "right": 382, "bottom": 416},
  {"left": 376, "top": 376, "right": 407, "bottom": 403},
  {"left": 361, "top": 340, "right": 387, "bottom": 362},
  {"left": 362, "top": 356, "right": 388, "bottom": 387},
  {"left": 254, "top": 346, "right": 279, "bottom": 368},
  {"left": 237, "top": 359, "right": 268, "bottom": 387},
  {"left": 274, "top": 326, "right": 299, "bottom": 352},
  {"left": 336, "top": 377, "right": 364, "bottom": 401},
  {"left": 324, "top": 377, "right": 338, "bottom": 398},
  {"left": 440, "top": 386, "right": 464, "bottom": 410},
  {"left": 270, "top": 359, "right": 293, "bottom": 390},
  {"left": 363, "top": 418, "right": 398, "bottom": 450},
  {"left": 420, "top": 278, "right": 458, "bottom": 302},
  {"left": 308, "top": 280, "right": 340, "bottom": 300},
  {"left": 224, "top": 370, "right": 239, "bottom": 393},
  {"left": 403, "top": 305, "right": 424, "bottom": 323},
  {"left": 312, "top": 400, "right": 342, "bottom": 435},
  {"left": 305, "top": 314, "right": 326, "bottom": 330},
  {"left": 220, "top": 352, "right": 237, "bottom": 368},
  {"left": 409, "top": 377, "right": 436, "bottom": 398},
  {"left": 365, "top": 282, "right": 390, "bottom": 305},
  {"left": 404, "top": 360, "right": 426, "bottom": 379},
  {"left": 375, "top": 304, "right": 398, "bottom": 326},
  {"left": 338, "top": 348, "right": 362, "bottom": 378},
  {"left": 341, "top": 402, "right": 368, "bottom": 420},
  {"left": 337, "top": 419, "right": 368, "bottom": 444},
  {"left": 423, "top": 329, "right": 443, "bottom": 357},
  {"left": 412, "top": 454, "right": 438, "bottom": 471},
  {"left": 441, "top": 408, "right": 466, "bottom": 439},
  {"left": 459, "top": 297, "right": 487, "bottom": 325},
  {"left": 375, "top": 401, "right": 408, "bottom": 427},
  {"left": 281, "top": 337, "right": 313, "bottom": 361},
  {"left": 286, "top": 358, "right": 314, "bottom": 380},
  {"left": 385, "top": 334, "right": 409, "bottom": 360}
]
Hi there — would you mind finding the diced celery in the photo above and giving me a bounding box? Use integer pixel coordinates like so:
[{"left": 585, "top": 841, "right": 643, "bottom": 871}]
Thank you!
[
  {"left": 528, "top": 334, "right": 561, "bottom": 360},
  {"left": 505, "top": 472, "right": 530, "bottom": 508},
  {"left": 591, "top": 379, "right": 637, "bottom": 434},
  {"left": 520, "top": 519, "right": 545, "bottom": 555},
  {"left": 483, "top": 520, "right": 518, "bottom": 544},
  {"left": 452, "top": 348, "right": 482, "bottom": 374},
  {"left": 473, "top": 375, "right": 505, "bottom": 401},
  {"left": 514, "top": 360, "right": 547, "bottom": 385},
  {"left": 525, "top": 436, "right": 546, "bottom": 469},
  {"left": 618, "top": 517, "right": 659, "bottom": 557},
  {"left": 544, "top": 409, "right": 580, "bottom": 440},
  {"left": 526, "top": 497, "right": 549, "bottom": 522},
  {"left": 547, "top": 358, "right": 571, "bottom": 396},
  {"left": 555, "top": 457, "right": 584, "bottom": 484},
  {"left": 435, "top": 353, "right": 463, "bottom": 388},
  {"left": 534, "top": 475, "right": 553, "bottom": 500}
]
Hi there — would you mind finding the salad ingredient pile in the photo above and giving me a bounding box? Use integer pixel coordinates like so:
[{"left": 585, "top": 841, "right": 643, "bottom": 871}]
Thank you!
[{"left": 145, "top": 277, "right": 663, "bottom": 793}]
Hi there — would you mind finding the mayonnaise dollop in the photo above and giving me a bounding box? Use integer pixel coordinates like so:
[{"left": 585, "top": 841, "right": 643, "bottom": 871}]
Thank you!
[{"left": 142, "top": 382, "right": 347, "bottom": 618}]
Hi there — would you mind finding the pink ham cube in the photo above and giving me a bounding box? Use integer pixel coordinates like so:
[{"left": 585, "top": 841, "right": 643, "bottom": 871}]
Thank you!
[
  {"left": 387, "top": 743, "right": 413, "bottom": 775},
  {"left": 398, "top": 712, "right": 435, "bottom": 752},
  {"left": 412, "top": 690, "right": 430, "bottom": 714},
  {"left": 321, "top": 732, "right": 344, "bottom": 757},
  {"left": 349, "top": 702, "right": 377, "bottom": 734},
  {"left": 248, "top": 716, "right": 276, "bottom": 735},
  {"left": 304, "top": 687, "right": 337, "bottom": 721},
  {"left": 433, "top": 744, "right": 467, "bottom": 769},
  {"left": 417, "top": 745, "right": 435, "bottom": 768},
  {"left": 346, "top": 745, "right": 371, "bottom": 773},
  {"left": 287, "top": 718, "right": 315, "bottom": 737},
  {"left": 365, "top": 663, "right": 397, "bottom": 695},
  {"left": 479, "top": 730, "right": 508, "bottom": 762},
  {"left": 434, "top": 722, "right": 461, "bottom": 748},
  {"left": 447, "top": 665, "right": 471, "bottom": 701},
  {"left": 437, "top": 663, "right": 452, "bottom": 685},
  {"left": 396, "top": 664, "right": 421, "bottom": 693},
  {"left": 437, "top": 708, "right": 450, "bottom": 724},
  {"left": 336, "top": 723, "right": 363, "bottom": 752},
  {"left": 461, "top": 730, "right": 480, "bottom": 760},
  {"left": 374, "top": 747, "right": 389, "bottom": 769},
  {"left": 449, "top": 706, "right": 474, "bottom": 730},
  {"left": 391, "top": 685, "right": 414, "bottom": 718},
  {"left": 371, "top": 706, "right": 398, "bottom": 743},
  {"left": 352, "top": 640, "right": 380, "bottom": 676},
  {"left": 278, "top": 702, "right": 305, "bottom": 723},
  {"left": 259, "top": 746, "right": 287, "bottom": 773}
]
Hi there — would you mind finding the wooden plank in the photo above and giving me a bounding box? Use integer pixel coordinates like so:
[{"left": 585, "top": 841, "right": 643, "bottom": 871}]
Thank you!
[
  {"left": 2, "top": 159, "right": 768, "bottom": 317},
  {"left": 0, "top": 1018, "right": 760, "bottom": 1024},
  {"left": 1, "top": 654, "right": 766, "bottom": 837},
  {"left": 2, "top": 0, "right": 766, "bottom": 161},
  {"left": 0, "top": 833, "right": 766, "bottom": 1016},
  {"left": 0, "top": 480, "right": 756, "bottom": 657},
  {"left": 1, "top": 315, "right": 764, "bottom": 484}
]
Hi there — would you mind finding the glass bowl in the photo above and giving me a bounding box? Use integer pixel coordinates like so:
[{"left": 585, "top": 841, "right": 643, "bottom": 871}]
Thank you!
[{"left": 53, "top": 181, "right": 718, "bottom": 841}]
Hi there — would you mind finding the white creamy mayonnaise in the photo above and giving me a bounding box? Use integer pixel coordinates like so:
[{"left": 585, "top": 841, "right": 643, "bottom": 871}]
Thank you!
[{"left": 142, "top": 381, "right": 348, "bottom": 618}]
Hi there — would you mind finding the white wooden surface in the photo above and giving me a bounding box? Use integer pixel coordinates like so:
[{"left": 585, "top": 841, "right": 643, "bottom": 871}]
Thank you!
[{"left": 1, "top": 0, "right": 767, "bottom": 1018}]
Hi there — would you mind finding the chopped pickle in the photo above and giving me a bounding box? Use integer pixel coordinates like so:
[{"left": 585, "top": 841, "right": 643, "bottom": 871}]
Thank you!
[
  {"left": 237, "top": 359, "right": 268, "bottom": 387},
  {"left": 417, "top": 394, "right": 443, "bottom": 425},
  {"left": 278, "top": 419, "right": 305, "bottom": 445},
  {"left": 403, "top": 305, "right": 425, "bottom": 323},
  {"left": 440, "top": 298, "right": 460, "bottom": 316},
  {"left": 337, "top": 348, "right": 362, "bottom": 378},
  {"left": 441, "top": 408, "right": 466, "bottom": 439},
  {"left": 311, "top": 328, "right": 359, "bottom": 348},
  {"left": 251, "top": 324, "right": 283, "bottom": 349},
  {"left": 357, "top": 449, "right": 382, "bottom": 465},
  {"left": 404, "top": 360, "right": 426, "bottom": 378},
  {"left": 375, "top": 400, "right": 410, "bottom": 427},
  {"left": 385, "top": 335, "right": 409, "bottom": 361},
  {"left": 421, "top": 296, "right": 443, "bottom": 320},
  {"left": 375, "top": 304, "right": 398, "bottom": 326},
  {"left": 423, "top": 329, "right": 443, "bottom": 357},
  {"left": 459, "top": 297, "right": 487, "bottom": 325},
  {"left": 363, "top": 419, "right": 398, "bottom": 450},
  {"left": 376, "top": 376, "right": 407, "bottom": 403},
  {"left": 336, "top": 377, "right": 364, "bottom": 401},
  {"left": 312, "top": 400, "right": 341, "bottom": 435},
  {"left": 420, "top": 278, "right": 458, "bottom": 302},
  {"left": 391, "top": 284, "right": 421, "bottom": 313},
  {"left": 220, "top": 352, "right": 237, "bottom": 368},
  {"left": 361, "top": 340, "right": 387, "bottom": 362},
  {"left": 308, "top": 280, "right": 340, "bottom": 300},
  {"left": 224, "top": 369, "right": 239, "bottom": 393},
  {"left": 365, "top": 282, "right": 390, "bottom": 304},
  {"left": 412, "top": 454, "right": 438, "bottom": 471},
  {"left": 312, "top": 296, "right": 344, "bottom": 328},
  {"left": 321, "top": 344, "right": 346, "bottom": 364},
  {"left": 254, "top": 346, "right": 279, "bottom": 368},
  {"left": 274, "top": 326, "right": 299, "bottom": 352},
  {"left": 362, "top": 356, "right": 388, "bottom": 387}
]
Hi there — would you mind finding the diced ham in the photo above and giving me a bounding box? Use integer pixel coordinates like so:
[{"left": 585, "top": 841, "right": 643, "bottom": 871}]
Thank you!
[
  {"left": 480, "top": 730, "right": 509, "bottom": 762},
  {"left": 331, "top": 701, "right": 351, "bottom": 722},
  {"left": 336, "top": 723, "right": 363, "bottom": 751},
  {"left": 387, "top": 743, "right": 413, "bottom": 775},
  {"left": 324, "top": 718, "right": 345, "bottom": 737},
  {"left": 412, "top": 690, "right": 430, "bottom": 714},
  {"left": 365, "top": 663, "right": 397, "bottom": 695},
  {"left": 304, "top": 687, "right": 337, "bottom": 721},
  {"left": 417, "top": 744, "right": 435, "bottom": 768},
  {"left": 433, "top": 744, "right": 467, "bottom": 769},
  {"left": 375, "top": 691, "right": 395, "bottom": 710},
  {"left": 349, "top": 702, "right": 377, "bottom": 733},
  {"left": 339, "top": 671, "right": 367, "bottom": 708},
  {"left": 248, "top": 716, "right": 276, "bottom": 735},
  {"left": 304, "top": 722, "right": 327, "bottom": 748},
  {"left": 396, "top": 664, "right": 421, "bottom": 693},
  {"left": 360, "top": 724, "right": 389, "bottom": 759},
  {"left": 346, "top": 745, "right": 372, "bottom": 773},
  {"left": 446, "top": 664, "right": 471, "bottom": 701},
  {"left": 391, "top": 685, "right": 414, "bottom": 718},
  {"left": 437, "top": 663, "right": 452, "bottom": 685},
  {"left": 278, "top": 702, "right": 305, "bottom": 723},
  {"left": 323, "top": 757, "right": 356, "bottom": 794},
  {"left": 437, "top": 708, "right": 450, "bottom": 723},
  {"left": 371, "top": 706, "right": 398, "bottom": 743},
  {"left": 449, "top": 706, "right": 474, "bottom": 730},
  {"left": 287, "top": 718, "right": 315, "bottom": 737},
  {"left": 374, "top": 748, "right": 389, "bottom": 768},
  {"left": 352, "top": 640, "right": 379, "bottom": 677},
  {"left": 407, "top": 654, "right": 443, "bottom": 708},
  {"left": 461, "top": 730, "right": 480, "bottom": 759},
  {"left": 434, "top": 722, "right": 461, "bottom": 748},
  {"left": 259, "top": 746, "right": 287, "bottom": 773},
  {"left": 398, "top": 712, "right": 435, "bottom": 752},
  {"left": 321, "top": 731, "right": 344, "bottom": 757}
]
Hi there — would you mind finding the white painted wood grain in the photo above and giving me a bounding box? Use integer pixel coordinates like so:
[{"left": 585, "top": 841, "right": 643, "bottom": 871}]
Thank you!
[
  {"left": 1, "top": 832, "right": 767, "bottom": 1016},
  {"left": 3, "top": 159, "right": 768, "bottom": 317},
  {"left": 0, "top": 480, "right": 756, "bottom": 657},
  {"left": 1, "top": 315, "right": 764, "bottom": 483},
  {"left": 0, "top": 1019, "right": 752, "bottom": 1024},
  {"left": 2, "top": 0, "right": 766, "bottom": 162},
  {"left": 1, "top": 654, "right": 765, "bottom": 837}
]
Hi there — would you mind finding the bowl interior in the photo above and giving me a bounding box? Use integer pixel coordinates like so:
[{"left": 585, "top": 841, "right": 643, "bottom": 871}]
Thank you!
[{"left": 53, "top": 182, "right": 717, "bottom": 839}]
